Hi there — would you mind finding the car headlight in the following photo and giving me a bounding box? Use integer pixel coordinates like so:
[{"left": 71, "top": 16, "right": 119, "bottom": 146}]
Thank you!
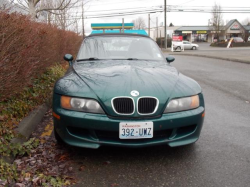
[
  {"left": 164, "top": 95, "right": 199, "bottom": 113},
  {"left": 60, "top": 96, "right": 105, "bottom": 114}
]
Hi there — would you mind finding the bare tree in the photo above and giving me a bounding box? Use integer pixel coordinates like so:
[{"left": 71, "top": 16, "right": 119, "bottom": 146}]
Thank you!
[
  {"left": 169, "top": 22, "right": 174, "bottom": 27},
  {"left": 14, "top": 0, "right": 80, "bottom": 19},
  {"left": 0, "top": 0, "right": 11, "bottom": 10},
  {"left": 132, "top": 17, "right": 146, "bottom": 30},
  {"left": 211, "top": 2, "right": 224, "bottom": 41},
  {"left": 242, "top": 18, "right": 250, "bottom": 26}
]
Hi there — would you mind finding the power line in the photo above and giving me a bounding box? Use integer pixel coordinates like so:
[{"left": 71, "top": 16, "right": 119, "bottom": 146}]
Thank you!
[
  {"left": 73, "top": 9, "right": 163, "bottom": 18},
  {"left": 67, "top": 5, "right": 250, "bottom": 15},
  {"left": 47, "top": 9, "right": 250, "bottom": 21},
  {"left": 49, "top": 10, "right": 163, "bottom": 20},
  {"left": 68, "top": 7, "right": 162, "bottom": 14},
  {"left": 73, "top": 0, "right": 150, "bottom": 7}
]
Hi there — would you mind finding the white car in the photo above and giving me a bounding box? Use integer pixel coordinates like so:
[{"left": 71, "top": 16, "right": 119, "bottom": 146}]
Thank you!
[
  {"left": 182, "top": 41, "right": 199, "bottom": 50},
  {"left": 248, "top": 36, "right": 250, "bottom": 42},
  {"left": 173, "top": 41, "right": 199, "bottom": 50}
]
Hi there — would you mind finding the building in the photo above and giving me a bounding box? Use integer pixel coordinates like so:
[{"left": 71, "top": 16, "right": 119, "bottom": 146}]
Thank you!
[{"left": 149, "top": 19, "right": 250, "bottom": 43}]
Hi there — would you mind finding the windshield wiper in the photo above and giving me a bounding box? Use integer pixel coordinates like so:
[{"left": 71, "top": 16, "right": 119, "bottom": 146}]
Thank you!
[{"left": 77, "top": 57, "right": 99, "bottom": 62}]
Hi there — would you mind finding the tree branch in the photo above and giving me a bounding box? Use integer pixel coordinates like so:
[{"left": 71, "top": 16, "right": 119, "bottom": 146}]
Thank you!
[{"left": 36, "top": 0, "right": 70, "bottom": 14}]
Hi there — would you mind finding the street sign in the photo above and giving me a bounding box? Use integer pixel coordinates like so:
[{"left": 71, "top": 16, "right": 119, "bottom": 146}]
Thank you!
[
  {"left": 211, "top": 31, "right": 221, "bottom": 33},
  {"left": 172, "top": 34, "right": 184, "bottom": 52},
  {"left": 197, "top": 31, "right": 207, "bottom": 34},
  {"left": 172, "top": 35, "right": 183, "bottom": 41}
]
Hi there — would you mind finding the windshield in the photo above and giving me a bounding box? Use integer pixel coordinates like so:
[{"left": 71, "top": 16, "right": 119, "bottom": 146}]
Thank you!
[{"left": 77, "top": 36, "right": 164, "bottom": 61}]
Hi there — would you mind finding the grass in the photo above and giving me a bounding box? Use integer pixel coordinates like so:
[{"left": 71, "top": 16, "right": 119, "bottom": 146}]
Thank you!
[{"left": 0, "top": 63, "right": 68, "bottom": 185}]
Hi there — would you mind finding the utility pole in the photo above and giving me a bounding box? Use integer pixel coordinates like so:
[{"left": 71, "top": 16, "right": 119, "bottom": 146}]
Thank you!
[
  {"left": 62, "top": 8, "right": 66, "bottom": 30},
  {"left": 122, "top": 18, "right": 124, "bottom": 33},
  {"left": 148, "top": 14, "right": 150, "bottom": 37},
  {"left": 164, "top": 0, "right": 167, "bottom": 49},
  {"left": 156, "top": 17, "right": 158, "bottom": 40},
  {"left": 160, "top": 30, "right": 162, "bottom": 49},
  {"left": 82, "top": 2, "right": 85, "bottom": 38},
  {"left": 76, "top": 20, "right": 78, "bottom": 35}
]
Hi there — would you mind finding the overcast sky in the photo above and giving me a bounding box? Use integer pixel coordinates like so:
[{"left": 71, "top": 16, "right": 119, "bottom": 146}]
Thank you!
[{"left": 77, "top": 0, "right": 250, "bottom": 34}]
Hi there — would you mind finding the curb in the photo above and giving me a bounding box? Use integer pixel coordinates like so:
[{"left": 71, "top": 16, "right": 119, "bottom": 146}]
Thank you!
[
  {"left": 3, "top": 104, "right": 49, "bottom": 163},
  {"left": 162, "top": 50, "right": 250, "bottom": 64},
  {"left": 167, "top": 53, "right": 250, "bottom": 64}
]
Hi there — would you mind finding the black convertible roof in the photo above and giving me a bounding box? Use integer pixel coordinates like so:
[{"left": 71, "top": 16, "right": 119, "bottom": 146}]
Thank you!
[{"left": 86, "top": 33, "right": 150, "bottom": 38}]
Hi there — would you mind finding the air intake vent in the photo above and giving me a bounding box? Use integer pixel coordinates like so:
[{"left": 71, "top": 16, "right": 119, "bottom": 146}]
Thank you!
[
  {"left": 138, "top": 97, "right": 158, "bottom": 114},
  {"left": 112, "top": 97, "right": 134, "bottom": 115}
]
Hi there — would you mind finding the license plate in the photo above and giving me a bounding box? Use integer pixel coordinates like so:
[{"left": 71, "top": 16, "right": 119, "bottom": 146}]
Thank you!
[{"left": 119, "top": 122, "right": 153, "bottom": 139}]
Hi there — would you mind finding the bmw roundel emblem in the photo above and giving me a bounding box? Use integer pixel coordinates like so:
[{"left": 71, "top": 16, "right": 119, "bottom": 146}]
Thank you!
[{"left": 130, "top": 90, "right": 139, "bottom": 97}]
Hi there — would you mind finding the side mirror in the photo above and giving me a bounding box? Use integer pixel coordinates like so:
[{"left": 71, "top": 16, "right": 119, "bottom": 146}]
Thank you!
[
  {"left": 64, "top": 54, "right": 73, "bottom": 65},
  {"left": 166, "top": 56, "right": 175, "bottom": 63}
]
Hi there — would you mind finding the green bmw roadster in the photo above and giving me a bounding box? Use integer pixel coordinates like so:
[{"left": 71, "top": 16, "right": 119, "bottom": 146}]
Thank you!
[{"left": 52, "top": 33, "right": 205, "bottom": 149}]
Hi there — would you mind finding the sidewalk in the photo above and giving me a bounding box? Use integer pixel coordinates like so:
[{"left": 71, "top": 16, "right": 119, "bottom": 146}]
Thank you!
[{"left": 162, "top": 47, "right": 250, "bottom": 64}]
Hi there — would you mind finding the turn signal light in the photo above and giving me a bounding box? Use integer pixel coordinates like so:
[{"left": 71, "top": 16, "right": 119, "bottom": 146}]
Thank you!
[
  {"left": 61, "top": 96, "right": 71, "bottom": 109},
  {"left": 190, "top": 95, "right": 199, "bottom": 108}
]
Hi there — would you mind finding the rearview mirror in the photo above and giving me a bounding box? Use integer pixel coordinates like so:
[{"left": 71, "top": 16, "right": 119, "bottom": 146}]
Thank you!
[
  {"left": 166, "top": 56, "right": 175, "bottom": 63},
  {"left": 64, "top": 54, "right": 73, "bottom": 65}
]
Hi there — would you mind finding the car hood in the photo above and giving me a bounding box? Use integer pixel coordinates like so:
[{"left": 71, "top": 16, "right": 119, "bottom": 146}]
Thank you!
[
  {"left": 55, "top": 60, "right": 201, "bottom": 116},
  {"left": 73, "top": 60, "right": 179, "bottom": 99}
]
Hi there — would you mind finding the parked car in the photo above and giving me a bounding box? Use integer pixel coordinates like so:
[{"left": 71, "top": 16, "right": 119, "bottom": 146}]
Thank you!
[
  {"left": 53, "top": 33, "right": 205, "bottom": 149},
  {"left": 248, "top": 36, "right": 250, "bottom": 42},
  {"left": 183, "top": 41, "right": 199, "bottom": 50},
  {"left": 232, "top": 37, "right": 244, "bottom": 43},
  {"left": 172, "top": 41, "right": 184, "bottom": 51},
  {"left": 173, "top": 40, "right": 199, "bottom": 50}
]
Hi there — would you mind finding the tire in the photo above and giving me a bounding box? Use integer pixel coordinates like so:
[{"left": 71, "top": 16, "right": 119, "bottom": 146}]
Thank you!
[
  {"left": 54, "top": 128, "right": 64, "bottom": 144},
  {"left": 192, "top": 46, "right": 196, "bottom": 50},
  {"left": 176, "top": 46, "right": 181, "bottom": 51}
]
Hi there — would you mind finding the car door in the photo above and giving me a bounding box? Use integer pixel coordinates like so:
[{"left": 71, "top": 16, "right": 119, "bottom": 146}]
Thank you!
[{"left": 183, "top": 41, "right": 191, "bottom": 49}]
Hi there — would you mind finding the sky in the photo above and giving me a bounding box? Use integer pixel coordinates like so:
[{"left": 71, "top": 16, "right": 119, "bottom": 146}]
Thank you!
[{"left": 72, "top": 0, "right": 250, "bottom": 34}]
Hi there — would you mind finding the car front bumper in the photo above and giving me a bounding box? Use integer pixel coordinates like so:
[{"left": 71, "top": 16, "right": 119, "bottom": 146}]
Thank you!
[{"left": 53, "top": 105, "right": 205, "bottom": 149}]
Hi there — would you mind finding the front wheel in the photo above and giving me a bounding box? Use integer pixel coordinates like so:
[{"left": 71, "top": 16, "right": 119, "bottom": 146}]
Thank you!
[{"left": 192, "top": 46, "right": 197, "bottom": 50}]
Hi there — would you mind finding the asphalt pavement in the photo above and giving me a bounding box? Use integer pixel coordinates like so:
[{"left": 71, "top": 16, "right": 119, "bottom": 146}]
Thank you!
[
  {"left": 164, "top": 43, "right": 250, "bottom": 64},
  {"left": 59, "top": 56, "right": 250, "bottom": 187}
]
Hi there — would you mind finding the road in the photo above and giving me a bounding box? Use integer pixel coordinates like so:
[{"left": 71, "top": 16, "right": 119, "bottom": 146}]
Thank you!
[
  {"left": 192, "top": 42, "right": 250, "bottom": 51},
  {"left": 57, "top": 56, "right": 249, "bottom": 187},
  {"left": 167, "top": 43, "right": 250, "bottom": 64},
  {"left": 36, "top": 56, "right": 250, "bottom": 187}
]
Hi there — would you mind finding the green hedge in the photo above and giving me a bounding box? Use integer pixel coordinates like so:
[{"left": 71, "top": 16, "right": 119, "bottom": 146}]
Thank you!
[
  {"left": 0, "top": 11, "right": 82, "bottom": 100},
  {"left": 210, "top": 42, "right": 250, "bottom": 47},
  {"left": 156, "top": 38, "right": 172, "bottom": 48}
]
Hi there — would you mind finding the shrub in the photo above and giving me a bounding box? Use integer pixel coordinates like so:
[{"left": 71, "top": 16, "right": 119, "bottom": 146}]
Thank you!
[
  {"left": 0, "top": 11, "right": 82, "bottom": 100},
  {"left": 156, "top": 38, "right": 172, "bottom": 48},
  {"left": 210, "top": 42, "right": 250, "bottom": 47}
]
